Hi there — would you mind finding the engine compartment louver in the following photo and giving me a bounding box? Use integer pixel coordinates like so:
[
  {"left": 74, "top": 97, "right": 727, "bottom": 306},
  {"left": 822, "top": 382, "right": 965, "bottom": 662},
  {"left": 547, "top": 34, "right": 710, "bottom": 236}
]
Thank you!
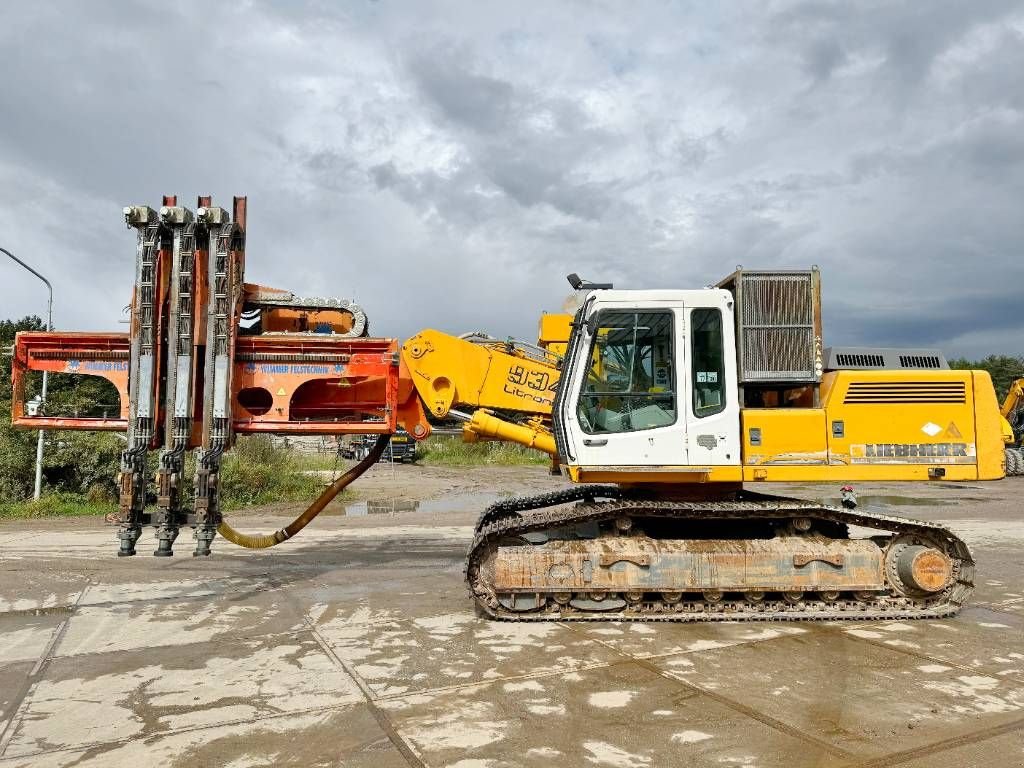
[
  {"left": 898, "top": 354, "right": 943, "bottom": 369},
  {"left": 836, "top": 353, "right": 885, "bottom": 368},
  {"left": 824, "top": 346, "right": 948, "bottom": 371},
  {"left": 843, "top": 381, "right": 966, "bottom": 404}
]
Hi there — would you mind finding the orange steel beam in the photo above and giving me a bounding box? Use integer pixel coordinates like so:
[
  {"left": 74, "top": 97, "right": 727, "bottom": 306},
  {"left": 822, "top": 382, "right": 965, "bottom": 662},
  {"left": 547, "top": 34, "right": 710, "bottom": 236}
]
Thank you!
[
  {"left": 12, "top": 331, "right": 131, "bottom": 430},
  {"left": 13, "top": 331, "right": 401, "bottom": 438}
]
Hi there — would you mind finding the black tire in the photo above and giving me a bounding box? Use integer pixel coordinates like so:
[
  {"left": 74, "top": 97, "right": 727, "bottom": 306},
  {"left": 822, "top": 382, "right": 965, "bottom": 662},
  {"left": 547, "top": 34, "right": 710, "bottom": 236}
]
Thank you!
[{"left": 1007, "top": 448, "right": 1024, "bottom": 476}]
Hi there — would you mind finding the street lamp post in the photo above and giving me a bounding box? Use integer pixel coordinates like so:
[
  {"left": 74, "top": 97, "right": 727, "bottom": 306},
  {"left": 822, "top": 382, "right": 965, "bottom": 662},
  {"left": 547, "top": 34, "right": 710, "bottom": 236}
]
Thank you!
[{"left": 1, "top": 246, "right": 52, "bottom": 501}]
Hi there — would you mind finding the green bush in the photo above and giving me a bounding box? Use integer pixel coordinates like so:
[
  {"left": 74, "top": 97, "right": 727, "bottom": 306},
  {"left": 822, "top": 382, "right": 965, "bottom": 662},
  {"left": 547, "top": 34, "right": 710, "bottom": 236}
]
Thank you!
[
  {"left": 0, "top": 403, "right": 37, "bottom": 502},
  {"left": 217, "top": 435, "right": 328, "bottom": 508},
  {"left": 417, "top": 435, "right": 549, "bottom": 466},
  {"left": 0, "top": 414, "right": 123, "bottom": 505},
  {"left": 42, "top": 431, "right": 123, "bottom": 497}
]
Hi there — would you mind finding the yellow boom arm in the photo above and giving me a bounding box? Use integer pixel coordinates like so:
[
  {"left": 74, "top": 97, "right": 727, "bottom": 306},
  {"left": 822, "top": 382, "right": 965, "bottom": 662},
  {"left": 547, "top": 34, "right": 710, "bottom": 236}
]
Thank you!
[{"left": 399, "top": 329, "right": 561, "bottom": 455}]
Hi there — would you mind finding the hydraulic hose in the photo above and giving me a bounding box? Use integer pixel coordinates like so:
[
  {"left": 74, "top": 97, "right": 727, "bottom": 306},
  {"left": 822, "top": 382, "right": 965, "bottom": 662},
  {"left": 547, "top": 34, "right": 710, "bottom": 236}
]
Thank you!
[{"left": 217, "top": 433, "right": 391, "bottom": 549}]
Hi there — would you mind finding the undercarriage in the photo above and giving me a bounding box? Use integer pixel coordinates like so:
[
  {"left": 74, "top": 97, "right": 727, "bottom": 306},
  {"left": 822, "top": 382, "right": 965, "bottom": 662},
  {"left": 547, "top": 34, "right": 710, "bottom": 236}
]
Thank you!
[{"left": 467, "top": 488, "right": 974, "bottom": 621}]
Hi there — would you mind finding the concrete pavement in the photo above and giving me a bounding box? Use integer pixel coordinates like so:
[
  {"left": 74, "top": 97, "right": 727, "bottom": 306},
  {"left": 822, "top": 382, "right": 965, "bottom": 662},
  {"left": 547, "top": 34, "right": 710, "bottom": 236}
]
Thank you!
[{"left": 1, "top": 467, "right": 1022, "bottom": 767}]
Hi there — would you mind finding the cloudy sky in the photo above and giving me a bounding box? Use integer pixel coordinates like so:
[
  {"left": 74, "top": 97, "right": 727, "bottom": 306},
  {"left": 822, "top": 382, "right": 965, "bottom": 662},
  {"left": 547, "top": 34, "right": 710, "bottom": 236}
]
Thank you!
[{"left": 2, "top": 1, "right": 1022, "bottom": 358}]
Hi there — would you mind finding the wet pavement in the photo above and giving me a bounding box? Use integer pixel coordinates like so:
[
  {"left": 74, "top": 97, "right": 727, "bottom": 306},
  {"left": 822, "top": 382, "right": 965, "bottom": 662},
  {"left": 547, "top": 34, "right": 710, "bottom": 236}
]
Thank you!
[{"left": 1, "top": 467, "right": 1023, "bottom": 767}]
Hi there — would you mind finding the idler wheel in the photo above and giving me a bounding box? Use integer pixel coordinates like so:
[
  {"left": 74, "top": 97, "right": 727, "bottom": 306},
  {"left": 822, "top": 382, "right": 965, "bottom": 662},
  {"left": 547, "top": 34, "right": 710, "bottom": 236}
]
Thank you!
[{"left": 895, "top": 545, "right": 953, "bottom": 593}]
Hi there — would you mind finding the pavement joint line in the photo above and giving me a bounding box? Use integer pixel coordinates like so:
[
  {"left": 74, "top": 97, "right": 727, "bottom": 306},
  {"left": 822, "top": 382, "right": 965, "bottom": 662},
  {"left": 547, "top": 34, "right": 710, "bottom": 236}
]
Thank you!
[
  {"left": 29, "top": 620, "right": 67, "bottom": 677},
  {"left": 307, "top": 611, "right": 410, "bottom": 631},
  {"left": 820, "top": 618, "right": 1024, "bottom": 689},
  {"left": 633, "top": 654, "right": 859, "bottom": 763},
  {"left": 571, "top": 626, "right": 858, "bottom": 763},
  {"left": 306, "top": 620, "right": 427, "bottom": 768},
  {"left": 38, "top": 572, "right": 281, "bottom": 613},
  {"left": 0, "top": 699, "right": 371, "bottom": 763},
  {"left": 0, "top": 681, "right": 36, "bottom": 759},
  {"left": 578, "top": 628, "right": 822, "bottom": 663},
  {"left": 811, "top": 618, "right": 1024, "bottom": 688},
  {"left": 0, "top": 582, "right": 87, "bottom": 758},
  {"left": 370, "top": 659, "right": 623, "bottom": 702},
  {"left": 0, "top": 606, "right": 76, "bottom": 620},
  {"left": 47, "top": 625, "right": 320, "bottom": 662},
  {"left": 823, "top": 623, "right": 1021, "bottom": 681},
  {"left": 853, "top": 713, "right": 1024, "bottom": 767},
  {"left": 567, "top": 619, "right": 821, "bottom": 661}
]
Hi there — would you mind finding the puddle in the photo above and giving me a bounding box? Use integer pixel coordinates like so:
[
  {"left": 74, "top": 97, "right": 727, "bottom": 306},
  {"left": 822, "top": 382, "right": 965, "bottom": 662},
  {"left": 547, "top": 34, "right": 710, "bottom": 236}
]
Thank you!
[
  {"left": 827, "top": 495, "right": 955, "bottom": 508},
  {"left": 337, "top": 491, "right": 502, "bottom": 517}
]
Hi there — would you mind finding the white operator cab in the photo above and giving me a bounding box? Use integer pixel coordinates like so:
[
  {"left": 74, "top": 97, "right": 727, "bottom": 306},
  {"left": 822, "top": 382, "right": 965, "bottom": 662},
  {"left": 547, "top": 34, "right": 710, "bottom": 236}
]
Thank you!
[{"left": 559, "top": 288, "right": 741, "bottom": 473}]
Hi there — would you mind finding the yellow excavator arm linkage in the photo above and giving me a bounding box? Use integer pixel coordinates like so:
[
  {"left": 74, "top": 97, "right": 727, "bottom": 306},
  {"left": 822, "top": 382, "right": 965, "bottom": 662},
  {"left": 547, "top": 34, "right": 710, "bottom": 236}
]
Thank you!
[
  {"left": 1000, "top": 378, "right": 1024, "bottom": 418},
  {"left": 999, "top": 378, "right": 1024, "bottom": 444},
  {"left": 399, "top": 329, "right": 561, "bottom": 456}
]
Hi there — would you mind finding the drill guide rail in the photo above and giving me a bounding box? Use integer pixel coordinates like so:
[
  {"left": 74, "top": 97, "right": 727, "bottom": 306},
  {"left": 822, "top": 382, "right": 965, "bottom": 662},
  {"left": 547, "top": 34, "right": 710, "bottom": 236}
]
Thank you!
[{"left": 11, "top": 195, "right": 401, "bottom": 557}]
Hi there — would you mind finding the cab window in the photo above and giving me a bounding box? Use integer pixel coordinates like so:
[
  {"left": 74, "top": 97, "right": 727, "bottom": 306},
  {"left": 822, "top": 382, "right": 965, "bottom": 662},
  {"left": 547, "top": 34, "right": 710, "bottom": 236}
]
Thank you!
[
  {"left": 576, "top": 310, "right": 676, "bottom": 434},
  {"left": 691, "top": 308, "right": 726, "bottom": 417}
]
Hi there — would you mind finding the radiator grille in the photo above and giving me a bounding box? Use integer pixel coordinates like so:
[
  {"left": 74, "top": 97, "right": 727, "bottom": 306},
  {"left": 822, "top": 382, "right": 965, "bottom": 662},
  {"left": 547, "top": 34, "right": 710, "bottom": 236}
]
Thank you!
[
  {"left": 724, "top": 271, "right": 820, "bottom": 384},
  {"left": 742, "top": 327, "right": 817, "bottom": 381},
  {"left": 843, "top": 381, "right": 966, "bottom": 404}
]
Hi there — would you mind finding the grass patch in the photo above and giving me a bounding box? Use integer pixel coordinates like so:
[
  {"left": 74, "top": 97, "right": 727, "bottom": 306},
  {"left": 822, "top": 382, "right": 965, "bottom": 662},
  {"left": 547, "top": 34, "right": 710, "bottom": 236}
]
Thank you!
[
  {"left": 0, "top": 436, "right": 340, "bottom": 519},
  {"left": 292, "top": 452, "right": 343, "bottom": 471},
  {"left": 417, "top": 436, "right": 549, "bottom": 466},
  {"left": 217, "top": 436, "right": 333, "bottom": 509},
  {"left": 0, "top": 492, "right": 114, "bottom": 520}
]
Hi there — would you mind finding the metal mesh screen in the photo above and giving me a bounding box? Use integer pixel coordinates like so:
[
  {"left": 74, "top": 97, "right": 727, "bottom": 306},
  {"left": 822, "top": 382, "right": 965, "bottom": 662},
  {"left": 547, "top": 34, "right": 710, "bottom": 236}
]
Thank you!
[
  {"left": 741, "top": 327, "right": 816, "bottom": 381},
  {"left": 723, "top": 271, "right": 821, "bottom": 384}
]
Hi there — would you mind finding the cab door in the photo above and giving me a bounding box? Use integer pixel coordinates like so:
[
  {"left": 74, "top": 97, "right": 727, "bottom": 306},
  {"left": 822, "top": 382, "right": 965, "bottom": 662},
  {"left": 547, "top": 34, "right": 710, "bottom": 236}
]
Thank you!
[
  {"left": 684, "top": 304, "right": 741, "bottom": 465},
  {"left": 562, "top": 305, "right": 689, "bottom": 468}
]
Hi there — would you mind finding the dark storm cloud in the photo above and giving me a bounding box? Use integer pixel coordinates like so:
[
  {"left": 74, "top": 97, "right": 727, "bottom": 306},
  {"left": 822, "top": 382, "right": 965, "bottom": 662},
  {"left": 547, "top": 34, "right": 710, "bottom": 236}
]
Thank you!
[
  {"left": 410, "top": 48, "right": 518, "bottom": 133},
  {"left": 770, "top": 0, "right": 1020, "bottom": 89},
  {"left": 404, "top": 42, "right": 624, "bottom": 222},
  {"left": 1, "top": 0, "right": 1022, "bottom": 359}
]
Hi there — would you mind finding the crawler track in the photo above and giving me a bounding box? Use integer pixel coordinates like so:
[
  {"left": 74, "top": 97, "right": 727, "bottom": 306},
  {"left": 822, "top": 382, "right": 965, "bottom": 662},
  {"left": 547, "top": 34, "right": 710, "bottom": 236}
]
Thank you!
[{"left": 466, "top": 488, "right": 974, "bottom": 622}]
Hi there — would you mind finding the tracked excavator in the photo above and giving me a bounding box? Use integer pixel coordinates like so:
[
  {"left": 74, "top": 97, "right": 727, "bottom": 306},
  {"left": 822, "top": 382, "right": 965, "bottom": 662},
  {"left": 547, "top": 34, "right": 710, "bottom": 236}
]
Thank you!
[{"left": 12, "top": 196, "right": 1024, "bottom": 622}]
